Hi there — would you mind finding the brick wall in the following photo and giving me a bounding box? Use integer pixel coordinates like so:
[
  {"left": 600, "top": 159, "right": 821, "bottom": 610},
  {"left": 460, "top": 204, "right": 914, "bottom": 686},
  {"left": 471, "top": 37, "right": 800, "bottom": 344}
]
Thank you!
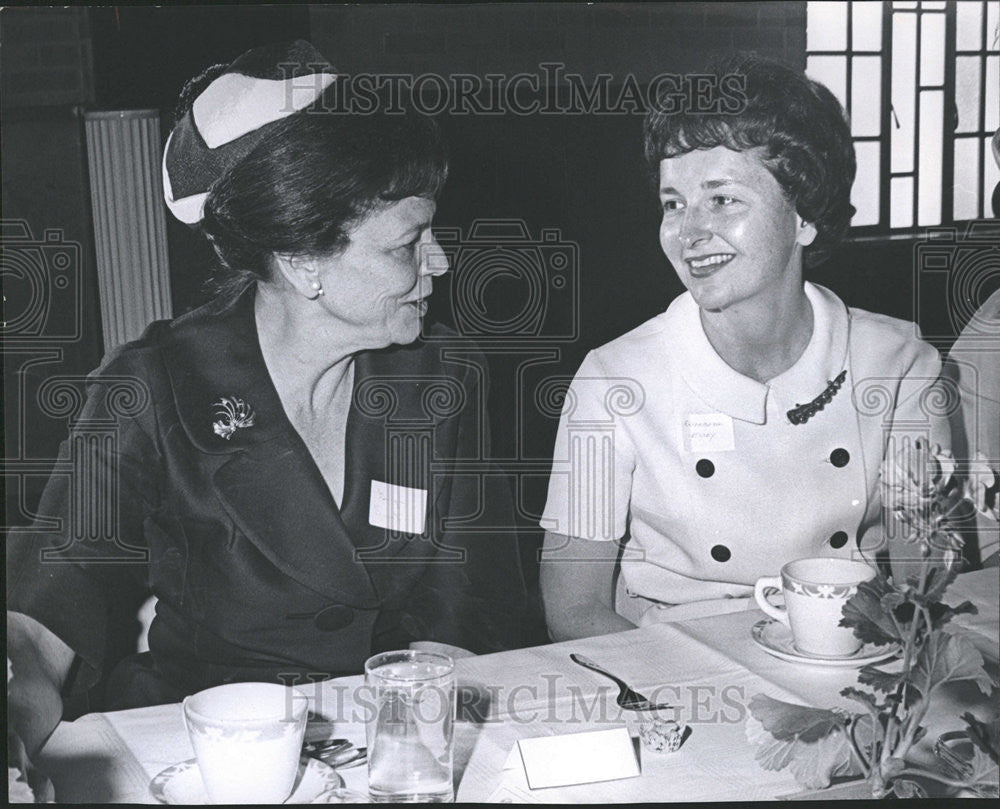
[
  {"left": 310, "top": 2, "right": 806, "bottom": 79},
  {"left": 1, "top": 7, "right": 95, "bottom": 107}
]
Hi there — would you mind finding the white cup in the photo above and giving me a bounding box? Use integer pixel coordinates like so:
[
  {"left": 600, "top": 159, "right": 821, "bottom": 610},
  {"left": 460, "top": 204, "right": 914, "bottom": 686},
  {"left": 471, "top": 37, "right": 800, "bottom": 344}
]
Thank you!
[
  {"left": 182, "top": 682, "right": 309, "bottom": 804},
  {"left": 753, "top": 557, "right": 875, "bottom": 658}
]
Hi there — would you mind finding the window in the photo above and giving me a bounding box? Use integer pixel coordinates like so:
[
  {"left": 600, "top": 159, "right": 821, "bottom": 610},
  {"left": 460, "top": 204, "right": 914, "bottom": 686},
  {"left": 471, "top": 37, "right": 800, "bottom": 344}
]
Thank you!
[{"left": 806, "top": 1, "right": 999, "bottom": 234}]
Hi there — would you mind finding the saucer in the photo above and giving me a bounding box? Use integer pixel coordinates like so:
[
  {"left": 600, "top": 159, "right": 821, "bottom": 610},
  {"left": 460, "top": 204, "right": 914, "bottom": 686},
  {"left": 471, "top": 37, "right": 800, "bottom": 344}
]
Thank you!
[
  {"left": 150, "top": 756, "right": 346, "bottom": 804},
  {"left": 751, "top": 619, "right": 900, "bottom": 667}
]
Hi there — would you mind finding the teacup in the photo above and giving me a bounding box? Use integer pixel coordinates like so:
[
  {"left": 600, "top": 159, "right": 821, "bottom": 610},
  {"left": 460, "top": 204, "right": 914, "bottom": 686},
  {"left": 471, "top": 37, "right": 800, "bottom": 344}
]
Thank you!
[
  {"left": 182, "top": 682, "right": 309, "bottom": 804},
  {"left": 753, "top": 557, "right": 875, "bottom": 658}
]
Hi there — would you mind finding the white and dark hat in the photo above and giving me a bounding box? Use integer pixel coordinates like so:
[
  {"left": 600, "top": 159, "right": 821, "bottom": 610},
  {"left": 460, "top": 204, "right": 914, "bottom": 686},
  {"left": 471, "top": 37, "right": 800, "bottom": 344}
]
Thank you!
[{"left": 162, "top": 40, "right": 336, "bottom": 225}]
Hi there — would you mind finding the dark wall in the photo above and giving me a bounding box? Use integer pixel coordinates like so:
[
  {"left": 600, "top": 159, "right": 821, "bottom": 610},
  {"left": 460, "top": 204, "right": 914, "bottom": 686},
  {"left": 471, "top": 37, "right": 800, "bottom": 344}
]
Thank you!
[
  {"left": 309, "top": 2, "right": 805, "bottom": 78},
  {"left": 2, "top": 8, "right": 103, "bottom": 524}
]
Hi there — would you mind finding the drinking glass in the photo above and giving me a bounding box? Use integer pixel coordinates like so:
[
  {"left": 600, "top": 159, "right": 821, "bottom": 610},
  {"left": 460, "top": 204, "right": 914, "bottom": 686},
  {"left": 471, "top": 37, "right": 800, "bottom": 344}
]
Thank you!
[{"left": 364, "top": 650, "right": 455, "bottom": 803}]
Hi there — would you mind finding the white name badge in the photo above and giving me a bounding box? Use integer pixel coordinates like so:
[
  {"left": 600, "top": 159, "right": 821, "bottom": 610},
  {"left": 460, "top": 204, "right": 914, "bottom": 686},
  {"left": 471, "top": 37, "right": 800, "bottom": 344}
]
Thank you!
[
  {"left": 683, "top": 413, "right": 736, "bottom": 453},
  {"left": 368, "top": 480, "right": 427, "bottom": 535},
  {"left": 502, "top": 727, "right": 640, "bottom": 790}
]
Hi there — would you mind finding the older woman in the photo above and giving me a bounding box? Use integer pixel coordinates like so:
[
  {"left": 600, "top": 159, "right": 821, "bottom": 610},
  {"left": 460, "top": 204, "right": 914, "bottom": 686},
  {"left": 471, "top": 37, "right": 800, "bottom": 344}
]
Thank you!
[
  {"left": 7, "top": 41, "right": 525, "bottom": 750},
  {"left": 540, "top": 57, "right": 951, "bottom": 639}
]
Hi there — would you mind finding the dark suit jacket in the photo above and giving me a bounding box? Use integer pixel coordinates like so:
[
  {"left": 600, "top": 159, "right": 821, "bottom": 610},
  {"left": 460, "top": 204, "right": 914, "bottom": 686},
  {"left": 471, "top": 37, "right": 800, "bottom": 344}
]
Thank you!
[{"left": 7, "top": 288, "right": 526, "bottom": 710}]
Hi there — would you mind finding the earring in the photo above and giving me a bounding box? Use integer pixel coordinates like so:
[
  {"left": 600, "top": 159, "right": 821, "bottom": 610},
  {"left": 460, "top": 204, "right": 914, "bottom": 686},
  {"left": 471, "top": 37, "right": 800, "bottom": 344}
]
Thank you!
[{"left": 310, "top": 280, "right": 325, "bottom": 297}]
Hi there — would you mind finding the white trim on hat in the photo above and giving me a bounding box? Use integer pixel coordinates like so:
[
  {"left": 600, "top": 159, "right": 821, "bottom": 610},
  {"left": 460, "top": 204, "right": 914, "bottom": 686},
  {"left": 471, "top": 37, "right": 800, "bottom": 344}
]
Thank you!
[
  {"left": 162, "top": 130, "right": 209, "bottom": 225},
  {"left": 193, "top": 71, "right": 336, "bottom": 149}
]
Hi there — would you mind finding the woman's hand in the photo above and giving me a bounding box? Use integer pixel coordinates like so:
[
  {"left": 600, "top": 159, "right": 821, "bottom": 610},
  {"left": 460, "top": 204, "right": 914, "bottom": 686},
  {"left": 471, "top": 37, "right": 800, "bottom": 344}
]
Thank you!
[
  {"left": 539, "top": 531, "right": 636, "bottom": 641},
  {"left": 7, "top": 612, "right": 75, "bottom": 757}
]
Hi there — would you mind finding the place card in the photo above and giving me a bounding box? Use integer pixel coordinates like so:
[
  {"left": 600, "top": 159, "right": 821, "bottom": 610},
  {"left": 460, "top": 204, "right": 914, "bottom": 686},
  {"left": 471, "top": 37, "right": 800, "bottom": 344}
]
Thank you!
[{"left": 503, "top": 727, "right": 640, "bottom": 790}]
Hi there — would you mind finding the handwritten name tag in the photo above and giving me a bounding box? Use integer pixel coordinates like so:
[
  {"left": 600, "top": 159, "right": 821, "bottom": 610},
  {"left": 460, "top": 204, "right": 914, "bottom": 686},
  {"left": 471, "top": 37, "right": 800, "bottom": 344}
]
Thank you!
[
  {"left": 503, "top": 727, "right": 640, "bottom": 789},
  {"left": 368, "top": 480, "right": 427, "bottom": 535},
  {"left": 683, "top": 413, "right": 735, "bottom": 453}
]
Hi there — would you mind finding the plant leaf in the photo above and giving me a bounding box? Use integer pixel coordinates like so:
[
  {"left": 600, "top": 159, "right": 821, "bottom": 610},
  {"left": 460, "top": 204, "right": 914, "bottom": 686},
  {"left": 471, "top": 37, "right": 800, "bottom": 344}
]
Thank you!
[
  {"left": 840, "top": 687, "right": 880, "bottom": 714},
  {"left": 909, "top": 632, "right": 992, "bottom": 700},
  {"left": 963, "top": 713, "right": 1000, "bottom": 765},
  {"left": 857, "top": 664, "right": 904, "bottom": 694},
  {"left": 748, "top": 693, "right": 850, "bottom": 742},
  {"left": 745, "top": 714, "right": 868, "bottom": 790},
  {"left": 840, "top": 575, "right": 902, "bottom": 645},
  {"left": 919, "top": 563, "right": 958, "bottom": 603},
  {"left": 967, "top": 747, "right": 1000, "bottom": 797},
  {"left": 926, "top": 599, "right": 978, "bottom": 630},
  {"left": 880, "top": 591, "right": 905, "bottom": 611},
  {"left": 892, "top": 778, "right": 927, "bottom": 798}
]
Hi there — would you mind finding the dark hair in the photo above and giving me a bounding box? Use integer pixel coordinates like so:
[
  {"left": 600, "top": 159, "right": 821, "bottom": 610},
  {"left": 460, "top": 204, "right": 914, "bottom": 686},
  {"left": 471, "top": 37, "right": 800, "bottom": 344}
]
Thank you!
[
  {"left": 176, "top": 74, "right": 448, "bottom": 301},
  {"left": 644, "top": 55, "right": 856, "bottom": 266}
]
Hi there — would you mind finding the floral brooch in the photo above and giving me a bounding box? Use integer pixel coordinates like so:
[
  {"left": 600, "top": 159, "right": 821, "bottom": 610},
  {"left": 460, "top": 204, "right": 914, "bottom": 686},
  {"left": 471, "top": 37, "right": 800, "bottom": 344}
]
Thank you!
[{"left": 212, "top": 396, "right": 255, "bottom": 440}]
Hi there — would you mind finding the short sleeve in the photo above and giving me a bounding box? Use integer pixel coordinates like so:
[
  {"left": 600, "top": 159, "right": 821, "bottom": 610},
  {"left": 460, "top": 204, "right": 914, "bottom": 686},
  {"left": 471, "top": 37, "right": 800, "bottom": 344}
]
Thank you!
[
  {"left": 539, "top": 351, "right": 638, "bottom": 541},
  {"left": 889, "top": 331, "right": 951, "bottom": 451}
]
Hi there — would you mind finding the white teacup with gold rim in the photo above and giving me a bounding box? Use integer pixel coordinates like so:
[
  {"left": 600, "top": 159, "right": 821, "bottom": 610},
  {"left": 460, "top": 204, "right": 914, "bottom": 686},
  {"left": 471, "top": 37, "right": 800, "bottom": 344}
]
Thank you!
[{"left": 753, "top": 557, "right": 876, "bottom": 658}]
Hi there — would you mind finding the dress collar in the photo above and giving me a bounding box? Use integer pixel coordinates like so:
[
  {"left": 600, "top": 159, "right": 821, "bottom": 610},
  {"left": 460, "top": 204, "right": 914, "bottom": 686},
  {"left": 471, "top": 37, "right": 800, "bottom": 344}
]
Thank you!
[{"left": 668, "top": 282, "right": 850, "bottom": 425}]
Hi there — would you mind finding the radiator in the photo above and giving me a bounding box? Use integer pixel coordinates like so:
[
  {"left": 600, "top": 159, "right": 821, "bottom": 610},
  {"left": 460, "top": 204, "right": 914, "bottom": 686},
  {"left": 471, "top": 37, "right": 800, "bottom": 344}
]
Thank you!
[{"left": 84, "top": 109, "right": 172, "bottom": 352}]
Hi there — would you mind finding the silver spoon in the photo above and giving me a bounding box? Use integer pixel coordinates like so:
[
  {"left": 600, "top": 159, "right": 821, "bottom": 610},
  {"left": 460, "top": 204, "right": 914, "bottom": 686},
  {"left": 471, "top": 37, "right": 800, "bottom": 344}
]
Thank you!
[
  {"left": 304, "top": 739, "right": 367, "bottom": 769},
  {"left": 570, "top": 653, "right": 672, "bottom": 711}
]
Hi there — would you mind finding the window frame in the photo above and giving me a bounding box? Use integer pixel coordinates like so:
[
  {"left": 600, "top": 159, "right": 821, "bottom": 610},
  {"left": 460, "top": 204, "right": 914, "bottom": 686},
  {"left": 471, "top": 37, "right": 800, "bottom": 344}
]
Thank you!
[{"left": 806, "top": 1, "right": 999, "bottom": 244}]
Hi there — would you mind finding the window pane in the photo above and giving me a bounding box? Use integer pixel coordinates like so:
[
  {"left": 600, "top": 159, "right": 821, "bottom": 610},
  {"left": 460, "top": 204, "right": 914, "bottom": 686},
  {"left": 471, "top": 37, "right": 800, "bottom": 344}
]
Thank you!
[
  {"left": 956, "top": 0, "right": 984, "bottom": 51},
  {"left": 852, "top": 1, "right": 882, "bottom": 50},
  {"left": 985, "top": 136, "right": 1000, "bottom": 218},
  {"left": 851, "top": 56, "right": 882, "bottom": 135},
  {"left": 893, "top": 1, "right": 918, "bottom": 9},
  {"left": 891, "top": 176, "right": 914, "bottom": 228},
  {"left": 892, "top": 12, "right": 917, "bottom": 173},
  {"left": 807, "top": 55, "right": 848, "bottom": 110},
  {"left": 988, "top": 1, "right": 999, "bottom": 51},
  {"left": 956, "top": 56, "right": 983, "bottom": 133},
  {"left": 807, "top": 1, "right": 848, "bottom": 51},
  {"left": 922, "top": 1, "right": 946, "bottom": 9},
  {"left": 852, "top": 141, "right": 880, "bottom": 226},
  {"left": 954, "top": 138, "right": 981, "bottom": 220},
  {"left": 986, "top": 56, "right": 999, "bottom": 131},
  {"left": 920, "top": 13, "right": 946, "bottom": 86},
  {"left": 918, "top": 90, "right": 943, "bottom": 226}
]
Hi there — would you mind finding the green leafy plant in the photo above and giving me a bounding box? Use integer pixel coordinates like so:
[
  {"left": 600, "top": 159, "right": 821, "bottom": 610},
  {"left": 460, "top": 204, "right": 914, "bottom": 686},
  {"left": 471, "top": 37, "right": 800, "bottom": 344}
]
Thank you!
[{"left": 746, "top": 441, "right": 1000, "bottom": 798}]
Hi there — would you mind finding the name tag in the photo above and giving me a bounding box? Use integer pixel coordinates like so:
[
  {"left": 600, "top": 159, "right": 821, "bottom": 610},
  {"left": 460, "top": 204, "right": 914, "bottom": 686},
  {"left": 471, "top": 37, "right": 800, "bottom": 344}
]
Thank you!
[
  {"left": 368, "top": 480, "right": 427, "bottom": 535},
  {"left": 683, "top": 413, "right": 735, "bottom": 453}
]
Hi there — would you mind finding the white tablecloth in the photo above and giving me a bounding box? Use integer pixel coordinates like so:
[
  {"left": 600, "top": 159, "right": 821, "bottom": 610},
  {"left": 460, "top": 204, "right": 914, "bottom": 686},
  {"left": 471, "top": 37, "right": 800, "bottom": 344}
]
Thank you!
[{"left": 36, "top": 568, "right": 998, "bottom": 803}]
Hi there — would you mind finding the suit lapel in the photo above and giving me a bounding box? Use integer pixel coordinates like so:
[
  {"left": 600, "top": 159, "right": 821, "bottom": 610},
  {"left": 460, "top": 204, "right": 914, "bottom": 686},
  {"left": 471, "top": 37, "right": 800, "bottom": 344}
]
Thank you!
[{"left": 161, "top": 288, "right": 379, "bottom": 607}]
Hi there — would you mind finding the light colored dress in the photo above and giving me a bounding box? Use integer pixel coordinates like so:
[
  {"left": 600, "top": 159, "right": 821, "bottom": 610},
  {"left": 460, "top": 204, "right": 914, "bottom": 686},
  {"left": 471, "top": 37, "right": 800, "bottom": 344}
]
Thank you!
[{"left": 541, "top": 282, "right": 950, "bottom": 623}]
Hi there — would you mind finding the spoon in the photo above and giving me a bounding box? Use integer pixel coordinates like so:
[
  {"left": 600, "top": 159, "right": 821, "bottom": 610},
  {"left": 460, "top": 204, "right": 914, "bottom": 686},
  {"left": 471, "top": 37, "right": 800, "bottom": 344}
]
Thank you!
[
  {"left": 569, "top": 653, "right": 672, "bottom": 711},
  {"left": 303, "top": 739, "right": 368, "bottom": 768}
]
